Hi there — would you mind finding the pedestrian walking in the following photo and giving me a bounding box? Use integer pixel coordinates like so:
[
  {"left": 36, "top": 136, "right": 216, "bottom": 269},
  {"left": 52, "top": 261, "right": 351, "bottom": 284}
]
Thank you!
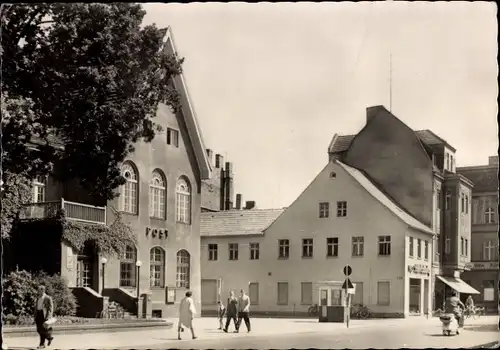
[
  {"left": 177, "top": 291, "right": 197, "bottom": 340},
  {"left": 236, "top": 289, "right": 251, "bottom": 333},
  {"left": 223, "top": 290, "right": 239, "bottom": 333},
  {"left": 34, "top": 285, "right": 55, "bottom": 349},
  {"left": 217, "top": 301, "right": 226, "bottom": 330}
]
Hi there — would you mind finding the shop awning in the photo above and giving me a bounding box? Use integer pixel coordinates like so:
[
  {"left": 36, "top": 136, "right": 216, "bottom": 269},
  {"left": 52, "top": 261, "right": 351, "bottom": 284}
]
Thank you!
[{"left": 436, "top": 275, "right": 480, "bottom": 295}]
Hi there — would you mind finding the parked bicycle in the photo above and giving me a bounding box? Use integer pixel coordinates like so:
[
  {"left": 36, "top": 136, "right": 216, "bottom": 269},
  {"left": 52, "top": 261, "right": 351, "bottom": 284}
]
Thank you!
[
  {"left": 308, "top": 304, "right": 320, "bottom": 316},
  {"left": 350, "top": 304, "right": 370, "bottom": 319},
  {"left": 99, "top": 301, "right": 125, "bottom": 319}
]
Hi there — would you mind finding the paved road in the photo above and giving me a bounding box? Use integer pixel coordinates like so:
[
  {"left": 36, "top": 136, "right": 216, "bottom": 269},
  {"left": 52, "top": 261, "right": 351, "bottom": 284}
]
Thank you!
[
  {"left": 4, "top": 316, "right": 498, "bottom": 349},
  {"left": 121, "top": 322, "right": 499, "bottom": 349}
]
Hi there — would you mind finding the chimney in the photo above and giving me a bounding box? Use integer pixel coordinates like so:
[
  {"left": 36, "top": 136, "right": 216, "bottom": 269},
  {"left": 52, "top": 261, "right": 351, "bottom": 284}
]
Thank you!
[
  {"left": 206, "top": 149, "right": 214, "bottom": 166},
  {"left": 366, "top": 105, "right": 386, "bottom": 125},
  {"left": 488, "top": 155, "right": 499, "bottom": 165},
  {"left": 236, "top": 194, "right": 242, "bottom": 210},
  {"left": 245, "top": 201, "right": 256, "bottom": 210},
  {"left": 224, "top": 162, "right": 234, "bottom": 210},
  {"left": 215, "top": 154, "right": 224, "bottom": 168}
]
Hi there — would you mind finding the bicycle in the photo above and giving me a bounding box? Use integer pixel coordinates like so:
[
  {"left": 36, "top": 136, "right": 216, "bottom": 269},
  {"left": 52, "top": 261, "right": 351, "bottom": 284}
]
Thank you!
[
  {"left": 308, "top": 304, "right": 319, "bottom": 316},
  {"left": 350, "top": 304, "right": 370, "bottom": 319}
]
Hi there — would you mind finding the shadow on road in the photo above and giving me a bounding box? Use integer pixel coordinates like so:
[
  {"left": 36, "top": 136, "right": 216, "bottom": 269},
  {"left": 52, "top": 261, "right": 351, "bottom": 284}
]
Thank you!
[
  {"left": 464, "top": 324, "right": 499, "bottom": 333},
  {"left": 292, "top": 320, "right": 318, "bottom": 324}
]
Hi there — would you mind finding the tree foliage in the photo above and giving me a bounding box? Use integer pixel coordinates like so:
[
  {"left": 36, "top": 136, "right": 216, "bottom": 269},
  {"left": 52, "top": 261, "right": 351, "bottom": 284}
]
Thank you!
[
  {"left": 1, "top": 3, "right": 184, "bottom": 202},
  {"left": 1, "top": 171, "right": 32, "bottom": 238}
]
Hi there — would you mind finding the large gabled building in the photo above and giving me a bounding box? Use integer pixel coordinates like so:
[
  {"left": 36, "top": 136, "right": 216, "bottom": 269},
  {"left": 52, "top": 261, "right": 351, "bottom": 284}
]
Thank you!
[{"left": 5, "top": 27, "right": 212, "bottom": 319}]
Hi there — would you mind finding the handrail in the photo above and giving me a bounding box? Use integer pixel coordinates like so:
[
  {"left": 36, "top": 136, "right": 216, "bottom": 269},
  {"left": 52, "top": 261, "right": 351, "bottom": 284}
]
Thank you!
[{"left": 63, "top": 199, "right": 106, "bottom": 210}]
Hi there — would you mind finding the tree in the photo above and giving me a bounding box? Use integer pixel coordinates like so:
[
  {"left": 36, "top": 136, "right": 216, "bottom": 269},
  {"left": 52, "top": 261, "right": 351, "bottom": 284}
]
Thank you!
[{"left": 1, "top": 3, "right": 184, "bottom": 204}]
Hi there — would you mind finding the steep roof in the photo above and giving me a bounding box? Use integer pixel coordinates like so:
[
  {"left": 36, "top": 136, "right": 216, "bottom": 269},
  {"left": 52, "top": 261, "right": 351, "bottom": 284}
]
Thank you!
[
  {"left": 329, "top": 130, "right": 455, "bottom": 154},
  {"left": 457, "top": 166, "right": 499, "bottom": 193},
  {"left": 164, "top": 27, "right": 212, "bottom": 180},
  {"left": 336, "top": 161, "right": 434, "bottom": 235},
  {"left": 201, "top": 209, "right": 285, "bottom": 237}
]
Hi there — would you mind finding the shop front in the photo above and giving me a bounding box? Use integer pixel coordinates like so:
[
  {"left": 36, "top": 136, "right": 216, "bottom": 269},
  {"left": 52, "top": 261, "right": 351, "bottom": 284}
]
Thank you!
[
  {"left": 462, "top": 261, "right": 499, "bottom": 313},
  {"left": 435, "top": 274, "right": 480, "bottom": 308}
]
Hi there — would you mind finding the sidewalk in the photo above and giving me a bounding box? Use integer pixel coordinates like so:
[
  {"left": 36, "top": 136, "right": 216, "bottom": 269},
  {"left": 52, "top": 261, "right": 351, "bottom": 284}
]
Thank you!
[{"left": 3, "top": 315, "right": 496, "bottom": 349}]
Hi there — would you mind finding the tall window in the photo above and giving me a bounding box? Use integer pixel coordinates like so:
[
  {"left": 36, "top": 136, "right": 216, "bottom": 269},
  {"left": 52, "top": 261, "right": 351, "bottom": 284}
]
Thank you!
[
  {"left": 352, "top": 236, "right": 364, "bottom": 257},
  {"left": 436, "top": 190, "right": 441, "bottom": 210},
  {"left": 417, "top": 239, "right": 422, "bottom": 258},
  {"left": 149, "top": 247, "right": 165, "bottom": 288},
  {"left": 208, "top": 244, "right": 218, "bottom": 261},
  {"left": 445, "top": 154, "right": 450, "bottom": 170},
  {"left": 176, "top": 250, "right": 191, "bottom": 289},
  {"left": 32, "top": 176, "right": 47, "bottom": 203},
  {"left": 319, "top": 202, "right": 329, "bottom": 218},
  {"left": 483, "top": 241, "right": 496, "bottom": 261},
  {"left": 445, "top": 236, "right": 451, "bottom": 254},
  {"left": 302, "top": 238, "right": 313, "bottom": 258},
  {"left": 460, "top": 237, "right": 465, "bottom": 256},
  {"left": 337, "top": 201, "right": 347, "bottom": 217},
  {"left": 277, "top": 282, "right": 289, "bottom": 305},
  {"left": 485, "top": 207, "right": 495, "bottom": 224},
  {"left": 149, "top": 171, "right": 166, "bottom": 219},
  {"left": 424, "top": 241, "right": 429, "bottom": 260},
  {"left": 120, "top": 245, "right": 136, "bottom": 287},
  {"left": 229, "top": 243, "right": 239, "bottom": 260},
  {"left": 445, "top": 192, "right": 451, "bottom": 211},
  {"left": 250, "top": 243, "right": 260, "bottom": 260},
  {"left": 176, "top": 178, "right": 191, "bottom": 224},
  {"left": 278, "top": 239, "right": 290, "bottom": 259},
  {"left": 461, "top": 194, "right": 465, "bottom": 213},
  {"left": 465, "top": 195, "right": 469, "bottom": 214},
  {"left": 464, "top": 239, "right": 468, "bottom": 257},
  {"left": 326, "top": 237, "right": 339, "bottom": 257},
  {"left": 249, "top": 282, "right": 259, "bottom": 305},
  {"left": 378, "top": 236, "right": 391, "bottom": 256},
  {"left": 483, "top": 280, "right": 495, "bottom": 301},
  {"left": 450, "top": 155, "right": 454, "bottom": 171},
  {"left": 121, "top": 163, "right": 138, "bottom": 214},
  {"left": 301, "top": 282, "right": 313, "bottom": 305},
  {"left": 377, "top": 281, "right": 390, "bottom": 306},
  {"left": 409, "top": 237, "right": 414, "bottom": 257}
]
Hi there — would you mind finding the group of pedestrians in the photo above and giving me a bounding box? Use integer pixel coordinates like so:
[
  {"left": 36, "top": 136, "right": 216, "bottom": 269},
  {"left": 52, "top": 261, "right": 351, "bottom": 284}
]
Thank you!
[{"left": 218, "top": 289, "right": 251, "bottom": 333}]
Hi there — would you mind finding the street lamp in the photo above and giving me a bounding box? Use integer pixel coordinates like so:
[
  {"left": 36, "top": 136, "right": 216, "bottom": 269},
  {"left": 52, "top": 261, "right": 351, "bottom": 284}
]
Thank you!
[
  {"left": 101, "top": 257, "right": 108, "bottom": 295},
  {"left": 135, "top": 260, "right": 142, "bottom": 318}
]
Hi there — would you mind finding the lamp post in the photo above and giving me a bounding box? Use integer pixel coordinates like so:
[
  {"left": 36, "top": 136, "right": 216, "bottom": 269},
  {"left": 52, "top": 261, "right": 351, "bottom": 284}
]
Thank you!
[
  {"left": 135, "top": 260, "right": 142, "bottom": 318},
  {"left": 101, "top": 257, "right": 108, "bottom": 295}
]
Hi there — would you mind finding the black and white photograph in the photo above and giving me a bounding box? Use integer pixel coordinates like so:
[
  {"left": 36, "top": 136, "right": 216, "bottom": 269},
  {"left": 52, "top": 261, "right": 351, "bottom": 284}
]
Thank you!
[{"left": 1, "top": 2, "right": 498, "bottom": 349}]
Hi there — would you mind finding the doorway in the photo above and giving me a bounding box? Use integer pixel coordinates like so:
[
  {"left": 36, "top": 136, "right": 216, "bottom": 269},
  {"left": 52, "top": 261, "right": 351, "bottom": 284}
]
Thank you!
[
  {"left": 75, "top": 242, "right": 97, "bottom": 290},
  {"left": 409, "top": 278, "right": 421, "bottom": 314}
]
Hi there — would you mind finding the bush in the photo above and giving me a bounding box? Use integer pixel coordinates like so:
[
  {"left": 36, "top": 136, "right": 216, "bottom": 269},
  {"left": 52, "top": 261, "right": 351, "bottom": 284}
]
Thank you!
[
  {"left": 2, "top": 269, "right": 77, "bottom": 318},
  {"left": 2, "top": 269, "right": 38, "bottom": 317},
  {"left": 34, "top": 272, "right": 78, "bottom": 316}
]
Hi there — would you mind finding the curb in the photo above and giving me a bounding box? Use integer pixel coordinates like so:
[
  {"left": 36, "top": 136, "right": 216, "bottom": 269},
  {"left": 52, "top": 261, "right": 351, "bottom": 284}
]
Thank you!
[
  {"left": 3, "top": 321, "right": 174, "bottom": 337},
  {"left": 468, "top": 342, "right": 500, "bottom": 349}
]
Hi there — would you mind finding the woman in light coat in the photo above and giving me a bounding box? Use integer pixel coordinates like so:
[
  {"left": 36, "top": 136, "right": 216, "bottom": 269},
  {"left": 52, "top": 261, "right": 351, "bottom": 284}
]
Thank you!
[{"left": 178, "top": 291, "right": 197, "bottom": 340}]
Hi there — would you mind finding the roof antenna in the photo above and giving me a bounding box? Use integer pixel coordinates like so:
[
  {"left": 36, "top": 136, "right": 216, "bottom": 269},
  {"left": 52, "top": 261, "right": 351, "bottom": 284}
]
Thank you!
[{"left": 389, "top": 53, "right": 392, "bottom": 112}]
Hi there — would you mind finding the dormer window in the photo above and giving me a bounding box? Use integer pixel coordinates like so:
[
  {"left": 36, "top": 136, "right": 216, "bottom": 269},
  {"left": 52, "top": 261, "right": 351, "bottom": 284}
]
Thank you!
[
  {"left": 445, "top": 154, "right": 450, "bottom": 171},
  {"left": 450, "top": 155, "right": 454, "bottom": 172}
]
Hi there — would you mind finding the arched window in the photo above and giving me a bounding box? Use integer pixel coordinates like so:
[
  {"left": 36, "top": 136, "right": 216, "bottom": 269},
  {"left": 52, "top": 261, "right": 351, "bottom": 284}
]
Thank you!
[
  {"left": 33, "top": 175, "right": 47, "bottom": 203},
  {"left": 483, "top": 241, "right": 496, "bottom": 261},
  {"left": 149, "top": 170, "right": 166, "bottom": 219},
  {"left": 485, "top": 207, "right": 495, "bottom": 224},
  {"left": 149, "top": 247, "right": 165, "bottom": 287},
  {"left": 176, "top": 178, "right": 191, "bottom": 224},
  {"left": 176, "top": 249, "right": 191, "bottom": 289},
  {"left": 120, "top": 246, "right": 137, "bottom": 287},
  {"left": 121, "top": 163, "right": 138, "bottom": 214}
]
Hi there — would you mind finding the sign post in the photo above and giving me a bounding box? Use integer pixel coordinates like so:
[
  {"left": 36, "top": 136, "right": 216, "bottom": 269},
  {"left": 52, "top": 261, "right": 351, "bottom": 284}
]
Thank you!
[{"left": 342, "top": 265, "right": 353, "bottom": 328}]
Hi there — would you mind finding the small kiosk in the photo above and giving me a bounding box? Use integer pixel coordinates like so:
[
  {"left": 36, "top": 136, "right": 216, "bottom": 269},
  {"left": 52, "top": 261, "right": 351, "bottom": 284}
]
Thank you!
[{"left": 316, "top": 280, "right": 356, "bottom": 323}]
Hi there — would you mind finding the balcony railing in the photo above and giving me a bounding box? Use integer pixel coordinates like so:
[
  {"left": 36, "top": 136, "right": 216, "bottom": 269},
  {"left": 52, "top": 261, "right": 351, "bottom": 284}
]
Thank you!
[{"left": 20, "top": 199, "right": 106, "bottom": 224}]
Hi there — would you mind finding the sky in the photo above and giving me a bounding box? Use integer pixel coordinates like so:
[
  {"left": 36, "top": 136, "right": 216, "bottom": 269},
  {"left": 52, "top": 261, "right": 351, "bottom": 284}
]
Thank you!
[{"left": 142, "top": 2, "right": 498, "bottom": 210}]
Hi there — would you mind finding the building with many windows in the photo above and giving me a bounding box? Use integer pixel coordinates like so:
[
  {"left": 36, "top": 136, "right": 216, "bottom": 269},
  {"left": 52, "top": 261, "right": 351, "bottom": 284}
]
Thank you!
[
  {"left": 5, "top": 27, "right": 212, "bottom": 319},
  {"left": 457, "top": 155, "right": 499, "bottom": 312},
  {"left": 200, "top": 105, "right": 480, "bottom": 317}
]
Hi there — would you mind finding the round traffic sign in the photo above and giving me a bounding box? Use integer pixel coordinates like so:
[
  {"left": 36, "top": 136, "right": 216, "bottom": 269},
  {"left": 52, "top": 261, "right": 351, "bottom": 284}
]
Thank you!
[{"left": 343, "top": 265, "right": 352, "bottom": 276}]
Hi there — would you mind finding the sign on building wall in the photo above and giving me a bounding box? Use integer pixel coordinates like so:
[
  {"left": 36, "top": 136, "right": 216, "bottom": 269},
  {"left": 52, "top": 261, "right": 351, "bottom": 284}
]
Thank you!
[
  {"left": 467, "top": 261, "right": 499, "bottom": 270},
  {"left": 407, "top": 264, "right": 430, "bottom": 275},
  {"left": 66, "top": 246, "right": 74, "bottom": 269}
]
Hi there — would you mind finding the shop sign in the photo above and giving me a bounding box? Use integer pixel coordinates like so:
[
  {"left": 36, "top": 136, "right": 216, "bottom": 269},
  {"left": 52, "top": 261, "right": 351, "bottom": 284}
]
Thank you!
[
  {"left": 145, "top": 227, "right": 168, "bottom": 239},
  {"left": 467, "top": 261, "right": 499, "bottom": 270},
  {"left": 407, "top": 264, "right": 430, "bottom": 275}
]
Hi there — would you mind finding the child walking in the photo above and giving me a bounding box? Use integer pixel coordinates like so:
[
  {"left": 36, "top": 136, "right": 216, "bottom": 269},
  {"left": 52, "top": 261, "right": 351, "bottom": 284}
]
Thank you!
[{"left": 217, "top": 301, "right": 226, "bottom": 330}]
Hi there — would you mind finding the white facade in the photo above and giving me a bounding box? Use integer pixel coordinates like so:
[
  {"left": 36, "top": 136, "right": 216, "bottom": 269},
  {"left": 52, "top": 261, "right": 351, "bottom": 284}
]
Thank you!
[{"left": 201, "top": 160, "right": 435, "bottom": 317}]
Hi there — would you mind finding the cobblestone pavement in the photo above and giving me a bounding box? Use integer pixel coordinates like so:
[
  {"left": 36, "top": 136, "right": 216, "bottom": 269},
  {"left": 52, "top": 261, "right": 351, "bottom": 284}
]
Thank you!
[{"left": 4, "top": 316, "right": 498, "bottom": 349}]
